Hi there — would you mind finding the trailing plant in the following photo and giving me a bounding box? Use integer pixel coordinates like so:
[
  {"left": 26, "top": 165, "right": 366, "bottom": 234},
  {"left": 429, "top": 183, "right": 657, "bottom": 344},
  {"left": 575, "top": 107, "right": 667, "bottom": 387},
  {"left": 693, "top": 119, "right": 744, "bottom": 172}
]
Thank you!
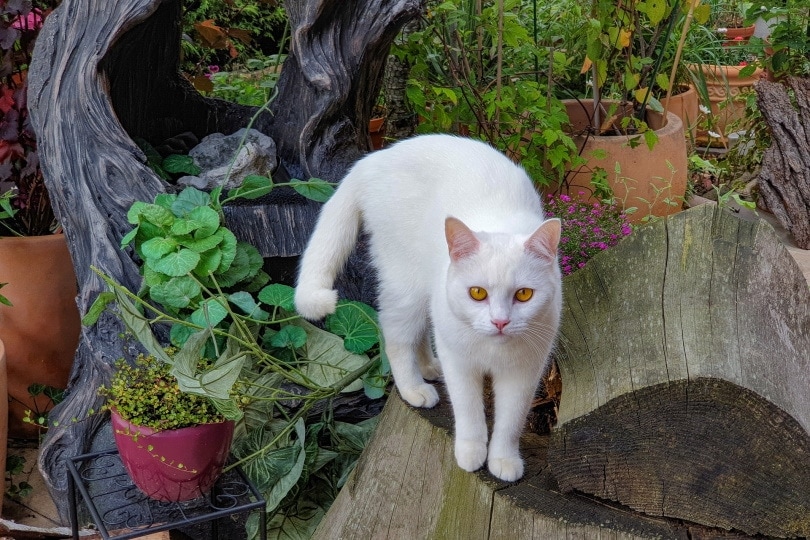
[{"left": 544, "top": 193, "right": 632, "bottom": 275}]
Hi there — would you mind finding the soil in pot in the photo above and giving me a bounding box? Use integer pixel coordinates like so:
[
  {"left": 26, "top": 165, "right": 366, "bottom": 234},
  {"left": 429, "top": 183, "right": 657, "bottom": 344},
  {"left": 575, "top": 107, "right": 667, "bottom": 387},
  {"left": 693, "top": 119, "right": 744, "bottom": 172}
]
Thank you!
[{"left": 111, "top": 410, "right": 235, "bottom": 502}]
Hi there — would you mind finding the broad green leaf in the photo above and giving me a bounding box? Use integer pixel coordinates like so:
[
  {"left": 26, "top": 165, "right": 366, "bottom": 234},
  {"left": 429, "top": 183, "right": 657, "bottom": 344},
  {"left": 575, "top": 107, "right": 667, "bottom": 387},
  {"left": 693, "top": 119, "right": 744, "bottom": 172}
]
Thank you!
[
  {"left": 141, "top": 236, "right": 178, "bottom": 260},
  {"left": 106, "top": 283, "right": 172, "bottom": 365},
  {"left": 325, "top": 301, "right": 380, "bottom": 354},
  {"left": 172, "top": 328, "right": 212, "bottom": 380},
  {"left": 217, "top": 229, "right": 238, "bottom": 273},
  {"left": 126, "top": 201, "right": 149, "bottom": 224},
  {"left": 643, "top": 128, "right": 659, "bottom": 150},
  {"left": 171, "top": 186, "right": 211, "bottom": 217},
  {"left": 119, "top": 226, "right": 139, "bottom": 249},
  {"left": 162, "top": 154, "right": 201, "bottom": 176},
  {"left": 646, "top": 96, "right": 664, "bottom": 113},
  {"left": 153, "top": 193, "right": 177, "bottom": 210},
  {"left": 189, "top": 296, "right": 229, "bottom": 328},
  {"left": 264, "top": 419, "right": 306, "bottom": 513},
  {"left": 362, "top": 358, "right": 389, "bottom": 399},
  {"left": 169, "top": 206, "right": 220, "bottom": 237},
  {"left": 193, "top": 249, "right": 223, "bottom": 278},
  {"left": 148, "top": 276, "right": 201, "bottom": 310},
  {"left": 149, "top": 249, "right": 201, "bottom": 277},
  {"left": 655, "top": 73, "right": 670, "bottom": 92},
  {"left": 180, "top": 229, "right": 224, "bottom": 252},
  {"left": 216, "top": 243, "right": 261, "bottom": 287},
  {"left": 271, "top": 325, "right": 308, "bottom": 349},
  {"left": 645, "top": 0, "right": 666, "bottom": 25},
  {"left": 137, "top": 204, "right": 175, "bottom": 228},
  {"left": 258, "top": 283, "right": 296, "bottom": 311},
  {"left": 81, "top": 291, "right": 115, "bottom": 326},
  {"left": 290, "top": 178, "right": 335, "bottom": 203},
  {"left": 228, "top": 174, "right": 273, "bottom": 200},
  {"left": 693, "top": 3, "right": 711, "bottom": 24},
  {"left": 229, "top": 291, "right": 268, "bottom": 320},
  {"left": 295, "top": 319, "right": 371, "bottom": 390}
]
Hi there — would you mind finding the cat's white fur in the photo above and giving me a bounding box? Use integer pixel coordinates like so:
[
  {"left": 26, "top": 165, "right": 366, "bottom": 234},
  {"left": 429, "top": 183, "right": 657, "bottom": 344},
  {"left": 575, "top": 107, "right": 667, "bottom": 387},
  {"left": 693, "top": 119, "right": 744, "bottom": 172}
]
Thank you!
[{"left": 295, "top": 134, "right": 562, "bottom": 481}]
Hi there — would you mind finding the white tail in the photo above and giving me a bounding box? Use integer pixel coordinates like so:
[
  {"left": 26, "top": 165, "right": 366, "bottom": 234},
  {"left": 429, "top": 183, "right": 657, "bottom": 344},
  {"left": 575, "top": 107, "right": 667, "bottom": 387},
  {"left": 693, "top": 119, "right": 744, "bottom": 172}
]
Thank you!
[{"left": 294, "top": 177, "right": 362, "bottom": 320}]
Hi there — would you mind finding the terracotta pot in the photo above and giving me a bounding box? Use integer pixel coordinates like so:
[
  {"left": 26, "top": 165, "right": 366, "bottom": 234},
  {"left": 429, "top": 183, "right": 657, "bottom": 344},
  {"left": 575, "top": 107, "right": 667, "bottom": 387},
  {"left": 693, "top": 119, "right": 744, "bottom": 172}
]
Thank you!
[
  {"left": 0, "top": 234, "right": 80, "bottom": 438},
  {"left": 369, "top": 116, "right": 386, "bottom": 150},
  {"left": 0, "top": 339, "right": 8, "bottom": 510},
  {"left": 112, "top": 410, "right": 235, "bottom": 502},
  {"left": 722, "top": 24, "right": 755, "bottom": 44},
  {"left": 663, "top": 85, "right": 700, "bottom": 140},
  {"left": 560, "top": 99, "right": 688, "bottom": 223},
  {"left": 688, "top": 63, "right": 764, "bottom": 147}
]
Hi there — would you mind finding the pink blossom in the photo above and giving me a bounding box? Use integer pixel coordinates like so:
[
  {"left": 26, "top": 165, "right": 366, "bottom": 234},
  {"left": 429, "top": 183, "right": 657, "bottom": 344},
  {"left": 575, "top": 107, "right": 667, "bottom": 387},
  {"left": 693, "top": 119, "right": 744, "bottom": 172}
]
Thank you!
[{"left": 11, "top": 9, "right": 44, "bottom": 32}]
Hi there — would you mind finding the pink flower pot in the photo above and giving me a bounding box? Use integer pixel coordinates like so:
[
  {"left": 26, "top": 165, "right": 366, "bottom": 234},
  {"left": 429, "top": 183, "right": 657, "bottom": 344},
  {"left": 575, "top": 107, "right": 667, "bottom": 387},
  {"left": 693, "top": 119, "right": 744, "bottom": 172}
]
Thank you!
[{"left": 111, "top": 409, "right": 234, "bottom": 502}]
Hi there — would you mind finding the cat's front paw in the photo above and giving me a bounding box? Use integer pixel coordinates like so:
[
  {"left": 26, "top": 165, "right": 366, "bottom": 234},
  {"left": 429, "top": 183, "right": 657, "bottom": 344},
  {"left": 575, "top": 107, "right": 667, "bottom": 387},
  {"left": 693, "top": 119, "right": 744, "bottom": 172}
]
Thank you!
[
  {"left": 487, "top": 455, "right": 524, "bottom": 482},
  {"left": 399, "top": 383, "right": 439, "bottom": 408},
  {"left": 455, "top": 440, "right": 487, "bottom": 472}
]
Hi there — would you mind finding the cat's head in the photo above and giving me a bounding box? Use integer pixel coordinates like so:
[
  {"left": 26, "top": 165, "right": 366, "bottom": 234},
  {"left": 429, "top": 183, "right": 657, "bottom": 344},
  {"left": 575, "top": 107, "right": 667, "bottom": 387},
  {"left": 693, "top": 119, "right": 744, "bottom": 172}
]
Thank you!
[{"left": 444, "top": 217, "right": 562, "bottom": 339}]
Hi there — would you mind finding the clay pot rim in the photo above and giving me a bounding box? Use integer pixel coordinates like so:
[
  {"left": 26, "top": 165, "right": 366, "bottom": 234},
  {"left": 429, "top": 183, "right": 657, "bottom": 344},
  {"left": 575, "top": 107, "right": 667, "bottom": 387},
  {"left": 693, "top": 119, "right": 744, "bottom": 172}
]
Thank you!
[{"left": 562, "top": 98, "right": 684, "bottom": 141}]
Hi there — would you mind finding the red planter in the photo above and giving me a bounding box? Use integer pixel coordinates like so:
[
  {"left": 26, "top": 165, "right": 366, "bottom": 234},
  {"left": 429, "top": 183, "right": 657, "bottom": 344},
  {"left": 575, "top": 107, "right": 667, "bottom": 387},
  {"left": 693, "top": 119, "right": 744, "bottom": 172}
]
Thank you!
[{"left": 111, "top": 410, "right": 235, "bottom": 502}]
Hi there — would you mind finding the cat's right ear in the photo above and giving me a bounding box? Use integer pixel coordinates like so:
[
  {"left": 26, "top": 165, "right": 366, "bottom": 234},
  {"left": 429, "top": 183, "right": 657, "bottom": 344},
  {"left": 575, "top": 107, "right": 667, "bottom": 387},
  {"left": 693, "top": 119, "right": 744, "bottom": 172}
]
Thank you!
[
  {"left": 525, "top": 218, "right": 561, "bottom": 262},
  {"left": 445, "top": 217, "right": 480, "bottom": 262}
]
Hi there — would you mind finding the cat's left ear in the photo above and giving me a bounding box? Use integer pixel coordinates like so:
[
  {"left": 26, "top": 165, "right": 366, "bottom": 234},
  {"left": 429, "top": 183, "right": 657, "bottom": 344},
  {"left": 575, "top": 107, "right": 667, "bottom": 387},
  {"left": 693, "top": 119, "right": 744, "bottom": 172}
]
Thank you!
[
  {"left": 525, "top": 218, "right": 561, "bottom": 262},
  {"left": 446, "top": 217, "right": 480, "bottom": 262}
]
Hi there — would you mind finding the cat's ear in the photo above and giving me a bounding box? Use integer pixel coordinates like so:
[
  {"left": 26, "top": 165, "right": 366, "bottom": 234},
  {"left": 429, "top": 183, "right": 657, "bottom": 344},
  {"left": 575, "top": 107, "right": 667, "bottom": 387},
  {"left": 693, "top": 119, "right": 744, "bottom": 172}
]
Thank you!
[
  {"left": 525, "top": 218, "right": 561, "bottom": 262},
  {"left": 445, "top": 217, "right": 480, "bottom": 262}
]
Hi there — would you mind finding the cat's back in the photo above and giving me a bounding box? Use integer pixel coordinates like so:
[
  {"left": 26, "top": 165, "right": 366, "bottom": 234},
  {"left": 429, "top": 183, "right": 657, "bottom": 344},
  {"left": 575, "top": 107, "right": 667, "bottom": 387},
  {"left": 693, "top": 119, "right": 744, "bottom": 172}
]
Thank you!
[{"left": 352, "top": 135, "right": 544, "bottom": 233}]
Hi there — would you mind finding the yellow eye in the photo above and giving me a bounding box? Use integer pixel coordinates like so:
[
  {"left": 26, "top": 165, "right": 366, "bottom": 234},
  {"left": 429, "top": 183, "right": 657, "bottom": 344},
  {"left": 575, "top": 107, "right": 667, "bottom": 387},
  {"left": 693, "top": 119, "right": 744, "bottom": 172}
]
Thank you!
[
  {"left": 469, "top": 287, "right": 488, "bottom": 301},
  {"left": 515, "top": 288, "right": 534, "bottom": 302}
]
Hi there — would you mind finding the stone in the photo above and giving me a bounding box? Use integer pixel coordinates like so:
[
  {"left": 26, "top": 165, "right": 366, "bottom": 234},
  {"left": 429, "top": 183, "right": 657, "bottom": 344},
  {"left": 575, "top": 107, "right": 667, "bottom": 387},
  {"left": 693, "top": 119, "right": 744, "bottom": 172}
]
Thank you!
[{"left": 177, "top": 128, "right": 277, "bottom": 190}]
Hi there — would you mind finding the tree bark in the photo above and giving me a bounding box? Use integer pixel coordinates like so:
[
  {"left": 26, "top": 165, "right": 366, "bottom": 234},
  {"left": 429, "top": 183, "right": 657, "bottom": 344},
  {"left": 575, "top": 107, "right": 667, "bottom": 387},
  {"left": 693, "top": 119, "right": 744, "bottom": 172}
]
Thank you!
[
  {"left": 754, "top": 77, "right": 810, "bottom": 249},
  {"left": 264, "top": 0, "right": 423, "bottom": 181},
  {"left": 27, "top": 0, "right": 420, "bottom": 521},
  {"left": 315, "top": 205, "right": 810, "bottom": 539}
]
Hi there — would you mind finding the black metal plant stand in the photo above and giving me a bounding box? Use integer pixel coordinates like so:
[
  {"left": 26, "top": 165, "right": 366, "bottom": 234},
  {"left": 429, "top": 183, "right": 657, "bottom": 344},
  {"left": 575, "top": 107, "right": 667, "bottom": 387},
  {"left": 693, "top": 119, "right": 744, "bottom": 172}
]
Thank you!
[{"left": 67, "top": 448, "right": 266, "bottom": 540}]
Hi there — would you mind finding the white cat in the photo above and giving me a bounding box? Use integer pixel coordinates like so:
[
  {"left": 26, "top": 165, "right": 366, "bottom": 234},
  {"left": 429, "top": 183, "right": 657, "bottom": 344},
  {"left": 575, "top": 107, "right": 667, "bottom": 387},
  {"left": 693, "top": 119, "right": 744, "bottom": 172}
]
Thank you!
[{"left": 295, "top": 134, "right": 562, "bottom": 481}]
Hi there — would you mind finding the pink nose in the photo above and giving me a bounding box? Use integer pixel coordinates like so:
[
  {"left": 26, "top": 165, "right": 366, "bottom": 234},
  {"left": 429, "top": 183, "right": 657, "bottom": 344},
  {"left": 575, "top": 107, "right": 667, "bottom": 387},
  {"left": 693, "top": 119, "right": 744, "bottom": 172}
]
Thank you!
[{"left": 492, "top": 319, "right": 510, "bottom": 332}]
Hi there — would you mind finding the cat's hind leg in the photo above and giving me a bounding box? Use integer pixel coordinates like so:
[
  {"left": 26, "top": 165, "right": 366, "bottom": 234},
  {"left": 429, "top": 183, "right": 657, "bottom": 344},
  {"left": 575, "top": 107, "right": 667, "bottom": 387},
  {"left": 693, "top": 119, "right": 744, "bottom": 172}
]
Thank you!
[
  {"left": 378, "top": 295, "right": 439, "bottom": 409},
  {"left": 417, "top": 332, "right": 442, "bottom": 381}
]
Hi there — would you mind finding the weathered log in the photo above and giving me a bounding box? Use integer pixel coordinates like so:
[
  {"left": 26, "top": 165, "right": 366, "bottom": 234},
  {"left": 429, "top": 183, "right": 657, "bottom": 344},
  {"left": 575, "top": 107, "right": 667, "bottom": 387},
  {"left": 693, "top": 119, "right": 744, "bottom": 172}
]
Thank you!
[
  {"left": 264, "top": 0, "right": 423, "bottom": 181},
  {"left": 755, "top": 77, "right": 810, "bottom": 249},
  {"left": 549, "top": 204, "right": 809, "bottom": 538},
  {"left": 315, "top": 205, "right": 810, "bottom": 539},
  {"left": 27, "top": 0, "right": 419, "bottom": 521}
]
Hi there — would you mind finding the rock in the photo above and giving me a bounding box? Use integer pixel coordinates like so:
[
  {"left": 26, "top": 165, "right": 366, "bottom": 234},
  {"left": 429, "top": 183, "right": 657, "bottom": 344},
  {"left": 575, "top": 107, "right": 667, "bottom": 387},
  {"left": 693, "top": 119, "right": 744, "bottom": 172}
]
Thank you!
[{"left": 177, "top": 128, "right": 277, "bottom": 190}]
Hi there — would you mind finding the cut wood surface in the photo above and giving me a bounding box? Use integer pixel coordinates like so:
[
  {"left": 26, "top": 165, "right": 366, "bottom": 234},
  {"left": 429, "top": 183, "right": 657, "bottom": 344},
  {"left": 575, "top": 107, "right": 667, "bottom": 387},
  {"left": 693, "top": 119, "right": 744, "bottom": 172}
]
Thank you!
[
  {"left": 315, "top": 205, "right": 810, "bottom": 539},
  {"left": 755, "top": 77, "right": 810, "bottom": 249}
]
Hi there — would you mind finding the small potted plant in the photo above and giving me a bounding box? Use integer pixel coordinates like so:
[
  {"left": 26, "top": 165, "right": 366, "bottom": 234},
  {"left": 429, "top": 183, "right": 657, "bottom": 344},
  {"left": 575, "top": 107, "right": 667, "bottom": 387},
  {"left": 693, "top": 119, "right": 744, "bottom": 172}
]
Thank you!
[{"left": 99, "top": 348, "right": 238, "bottom": 502}]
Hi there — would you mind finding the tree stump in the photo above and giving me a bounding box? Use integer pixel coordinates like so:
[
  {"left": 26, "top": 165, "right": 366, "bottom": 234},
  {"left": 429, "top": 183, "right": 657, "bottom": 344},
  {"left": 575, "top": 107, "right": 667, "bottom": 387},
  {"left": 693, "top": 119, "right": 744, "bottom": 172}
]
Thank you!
[
  {"left": 314, "top": 205, "right": 810, "bottom": 539},
  {"left": 754, "top": 77, "right": 810, "bottom": 249},
  {"left": 27, "top": 0, "right": 419, "bottom": 521}
]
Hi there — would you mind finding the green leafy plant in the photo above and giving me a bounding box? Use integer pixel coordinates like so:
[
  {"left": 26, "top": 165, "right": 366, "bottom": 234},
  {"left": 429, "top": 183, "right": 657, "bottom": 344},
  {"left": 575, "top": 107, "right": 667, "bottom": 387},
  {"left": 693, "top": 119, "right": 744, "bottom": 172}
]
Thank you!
[
  {"left": 100, "top": 352, "right": 230, "bottom": 430},
  {"left": 84, "top": 169, "right": 390, "bottom": 536},
  {"left": 5, "top": 454, "right": 33, "bottom": 501},
  {"left": 398, "top": 0, "right": 581, "bottom": 187}
]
